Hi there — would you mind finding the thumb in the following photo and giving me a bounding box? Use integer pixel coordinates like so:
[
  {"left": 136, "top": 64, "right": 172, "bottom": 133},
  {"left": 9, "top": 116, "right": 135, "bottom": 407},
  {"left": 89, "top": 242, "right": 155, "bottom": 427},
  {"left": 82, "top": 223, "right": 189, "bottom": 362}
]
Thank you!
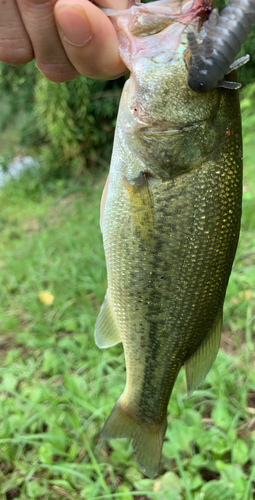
[{"left": 55, "top": 0, "right": 128, "bottom": 79}]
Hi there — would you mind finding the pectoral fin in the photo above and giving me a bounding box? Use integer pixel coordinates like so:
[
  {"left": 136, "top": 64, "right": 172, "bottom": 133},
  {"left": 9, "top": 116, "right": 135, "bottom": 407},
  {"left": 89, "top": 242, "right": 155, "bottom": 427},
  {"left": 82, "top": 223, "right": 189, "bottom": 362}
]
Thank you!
[
  {"left": 124, "top": 172, "right": 154, "bottom": 243},
  {"left": 185, "top": 311, "right": 222, "bottom": 395},
  {"left": 95, "top": 290, "right": 121, "bottom": 348}
]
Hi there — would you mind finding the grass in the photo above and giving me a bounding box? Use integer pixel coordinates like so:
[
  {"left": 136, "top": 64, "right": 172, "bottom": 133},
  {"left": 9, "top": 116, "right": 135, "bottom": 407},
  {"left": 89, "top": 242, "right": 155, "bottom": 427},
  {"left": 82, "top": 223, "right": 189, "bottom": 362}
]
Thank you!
[{"left": 0, "top": 118, "right": 255, "bottom": 499}]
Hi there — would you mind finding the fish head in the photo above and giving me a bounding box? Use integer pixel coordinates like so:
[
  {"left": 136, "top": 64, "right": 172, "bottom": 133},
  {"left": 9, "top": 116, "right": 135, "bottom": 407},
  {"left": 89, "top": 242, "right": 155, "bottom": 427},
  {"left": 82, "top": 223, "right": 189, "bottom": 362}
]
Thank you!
[{"left": 110, "top": 0, "right": 233, "bottom": 177}]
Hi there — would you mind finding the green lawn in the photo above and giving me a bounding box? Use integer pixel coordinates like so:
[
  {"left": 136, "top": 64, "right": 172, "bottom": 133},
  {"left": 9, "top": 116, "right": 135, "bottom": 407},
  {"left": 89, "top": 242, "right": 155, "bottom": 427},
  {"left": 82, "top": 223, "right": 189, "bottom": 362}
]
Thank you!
[{"left": 0, "top": 125, "right": 255, "bottom": 498}]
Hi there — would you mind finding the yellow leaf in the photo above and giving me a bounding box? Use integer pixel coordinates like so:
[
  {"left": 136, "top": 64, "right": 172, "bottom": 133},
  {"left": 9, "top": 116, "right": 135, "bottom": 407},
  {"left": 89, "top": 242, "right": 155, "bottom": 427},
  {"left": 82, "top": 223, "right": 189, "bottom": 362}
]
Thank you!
[
  {"left": 230, "top": 297, "right": 240, "bottom": 305},
  {"left": 38, "top": 291, "right": 54, "bottom": 306}
]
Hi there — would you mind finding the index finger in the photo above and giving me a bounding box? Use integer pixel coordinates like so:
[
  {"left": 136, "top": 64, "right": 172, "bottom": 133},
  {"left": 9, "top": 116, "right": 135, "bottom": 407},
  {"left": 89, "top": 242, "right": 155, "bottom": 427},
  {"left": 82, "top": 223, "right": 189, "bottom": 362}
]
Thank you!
[{"left": 55, "top": 0, "right": 129, "bottom": 80}]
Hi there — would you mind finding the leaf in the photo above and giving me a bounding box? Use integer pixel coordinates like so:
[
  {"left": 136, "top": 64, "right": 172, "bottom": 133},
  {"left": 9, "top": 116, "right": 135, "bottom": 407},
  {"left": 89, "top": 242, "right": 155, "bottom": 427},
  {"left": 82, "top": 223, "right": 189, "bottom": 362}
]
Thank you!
[
  {"left": 153, "top": 472, "right": 182, "bottom": 500},
  {"left": 125, "top": 465, "right": 143, "bottom": 483},
  {"left": 27, "top": 481, "right": 45, "bottom": 498},
  {"left": 133, "top": 478, "right": 154, "bottom": 492},
  {"left": 232, "top": 440, "right": 249, "bottom": 466},
  {"left": 116, "top": 483, "right": 133, "bottom": 500},
  {"left": 187, "top": 472, "right": 204, "bottom": 491},
  {"left": 214, "top": 462, "right": 247, "bottom": 500},
  {"left": 212, "top": 401, "right": 232, "bottom": 431},
  {"left": 216, "top": 461, "right": 246, "bottom": 481},
  {"left": 201, "top": 479, "right": 234, "bottom": 500},
  {"left": 250, "top": 442, "right": 255, "bottom": 463},
  {"left": 2, "top": 373, "right": 18, "bottom": 391},
  {"left": 109, "top": 439, "right": 132, "bottom": 463},
  {"left": 38, "top": 290, "right": 54, "bottom": 305},
  {"left": 165, "top": 419, "right": 197, "bottom": 454},
  {"left": 211, "top": 436, "right": 230, "bottom": 458},
  {"left": 187, "top": 453, "right": 209, "bottom": 473},
  {"left": 49, "top": 480, "right": 75, "bottom": 492},
  {"left": 39, "top": 443, "right": 53, "bottom": 465},
  {"left": 184, "top": 409, "right": 203, "bottom": 428},
  {"left": 81, "top": 483, "right": 100, "bottom": 499}
]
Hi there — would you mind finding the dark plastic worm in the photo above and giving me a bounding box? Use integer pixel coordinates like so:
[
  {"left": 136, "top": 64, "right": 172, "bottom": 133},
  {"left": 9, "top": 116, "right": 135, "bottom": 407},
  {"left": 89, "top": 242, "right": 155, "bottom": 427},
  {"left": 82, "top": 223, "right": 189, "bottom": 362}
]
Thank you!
[{"left": 188, "top": 0, "right": 255, "bottom": 93}]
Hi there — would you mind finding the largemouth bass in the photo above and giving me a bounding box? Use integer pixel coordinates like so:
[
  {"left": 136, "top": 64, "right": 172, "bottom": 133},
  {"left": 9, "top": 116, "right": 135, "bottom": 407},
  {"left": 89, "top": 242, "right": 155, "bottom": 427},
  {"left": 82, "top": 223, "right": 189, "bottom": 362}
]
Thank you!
[{"left": 95, "top": 0, "right": 242, "bottom": 478}]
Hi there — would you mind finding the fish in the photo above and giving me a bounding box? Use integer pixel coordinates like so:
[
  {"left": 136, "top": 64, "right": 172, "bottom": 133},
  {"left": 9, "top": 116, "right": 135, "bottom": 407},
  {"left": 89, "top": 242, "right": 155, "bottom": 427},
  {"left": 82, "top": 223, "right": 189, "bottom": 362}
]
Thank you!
[{"left": 95, "top": 0, "right": 243, "bottom": 478}]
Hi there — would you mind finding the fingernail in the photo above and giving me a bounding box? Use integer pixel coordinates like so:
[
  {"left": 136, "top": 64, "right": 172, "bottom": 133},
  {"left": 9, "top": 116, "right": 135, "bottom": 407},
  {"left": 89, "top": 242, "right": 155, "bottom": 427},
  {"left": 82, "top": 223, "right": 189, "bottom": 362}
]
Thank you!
[{"left": 56, "top": 5, "right": 92, "bottom": 47}]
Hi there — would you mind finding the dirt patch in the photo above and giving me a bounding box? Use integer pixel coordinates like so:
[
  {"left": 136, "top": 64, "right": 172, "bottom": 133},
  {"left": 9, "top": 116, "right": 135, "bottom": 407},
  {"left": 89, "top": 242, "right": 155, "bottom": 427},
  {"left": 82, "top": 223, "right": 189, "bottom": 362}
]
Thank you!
[
  {"left": 19, "top": 217, "right": 41, "bottom": 235},
  {"left": 0, "top": 333, "right": 16, "bottom": 360},
  {"left": 48, "top": 192, "right": 84, "bottom": 226},
  {"left": 220, "top": 325, "right": 239, "bottom": 356}
]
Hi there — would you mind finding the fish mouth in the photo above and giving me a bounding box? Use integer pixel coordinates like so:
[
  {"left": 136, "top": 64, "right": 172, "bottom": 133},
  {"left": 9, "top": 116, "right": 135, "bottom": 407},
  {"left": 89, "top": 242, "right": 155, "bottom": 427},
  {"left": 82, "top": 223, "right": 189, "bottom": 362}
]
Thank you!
[{"left": 104, "top": 0, "right": 212, "bottom": 71}]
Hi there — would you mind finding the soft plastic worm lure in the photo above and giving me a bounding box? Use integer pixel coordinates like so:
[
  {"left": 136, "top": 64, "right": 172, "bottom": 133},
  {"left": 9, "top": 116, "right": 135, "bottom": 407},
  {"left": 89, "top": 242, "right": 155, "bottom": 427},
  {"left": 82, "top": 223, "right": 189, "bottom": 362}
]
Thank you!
[{"left": 188, "top": 0, "right": 255, "bottom": 93}]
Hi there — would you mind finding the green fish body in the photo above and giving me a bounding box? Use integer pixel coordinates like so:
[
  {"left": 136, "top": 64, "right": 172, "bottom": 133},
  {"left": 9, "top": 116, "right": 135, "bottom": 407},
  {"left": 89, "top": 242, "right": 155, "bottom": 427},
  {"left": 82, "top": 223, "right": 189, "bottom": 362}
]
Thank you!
[{"left": 95, "top": 0, "right": 242, "bottom": 478}]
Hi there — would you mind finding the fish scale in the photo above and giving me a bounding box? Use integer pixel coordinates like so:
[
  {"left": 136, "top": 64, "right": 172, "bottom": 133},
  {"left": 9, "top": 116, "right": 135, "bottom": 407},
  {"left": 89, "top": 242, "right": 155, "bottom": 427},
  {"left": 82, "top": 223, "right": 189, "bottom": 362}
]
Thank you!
[{"left": 95, "top": 0, "right": 242, "bottom": 478}]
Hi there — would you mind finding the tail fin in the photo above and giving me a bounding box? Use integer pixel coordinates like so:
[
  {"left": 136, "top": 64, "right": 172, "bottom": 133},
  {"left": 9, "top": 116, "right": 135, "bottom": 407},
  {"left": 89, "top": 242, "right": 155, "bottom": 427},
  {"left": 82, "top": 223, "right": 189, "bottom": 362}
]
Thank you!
[{"left": 101, "top": 397, "right": 167, "bottom": 478}]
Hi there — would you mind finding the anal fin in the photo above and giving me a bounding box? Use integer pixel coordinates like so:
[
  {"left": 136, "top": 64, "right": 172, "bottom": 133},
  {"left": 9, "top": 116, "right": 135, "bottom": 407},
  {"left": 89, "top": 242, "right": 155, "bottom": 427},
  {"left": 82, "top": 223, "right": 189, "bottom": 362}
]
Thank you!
[
  {"left": 185, "top": 310, "right": 222, "bottom": 395},
  {"left": 95, "top": 290, "right": 121, "bottom": 348}
]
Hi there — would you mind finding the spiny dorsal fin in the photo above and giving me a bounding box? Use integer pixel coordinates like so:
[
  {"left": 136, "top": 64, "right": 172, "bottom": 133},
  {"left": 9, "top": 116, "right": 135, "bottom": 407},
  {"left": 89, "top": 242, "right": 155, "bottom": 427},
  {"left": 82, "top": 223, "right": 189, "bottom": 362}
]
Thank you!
[
  {"left": 185, "top": 310, "right": 222, "bottom": 395},
  {"left": 95, "top": 290, "right": 121, "bottom": 348}
]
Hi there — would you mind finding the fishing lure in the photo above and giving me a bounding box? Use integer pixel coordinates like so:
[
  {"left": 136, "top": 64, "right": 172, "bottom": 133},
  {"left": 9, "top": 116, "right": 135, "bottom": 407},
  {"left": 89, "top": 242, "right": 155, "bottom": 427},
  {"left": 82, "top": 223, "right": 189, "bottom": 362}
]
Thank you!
[{"left": 188, "top": 0, "right": 255, "bottom": 93}]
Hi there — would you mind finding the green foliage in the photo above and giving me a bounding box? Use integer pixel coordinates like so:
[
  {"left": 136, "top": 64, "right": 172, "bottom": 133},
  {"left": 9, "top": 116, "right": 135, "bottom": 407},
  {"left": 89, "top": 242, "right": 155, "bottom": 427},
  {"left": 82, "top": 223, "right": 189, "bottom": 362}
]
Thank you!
[
  {"left": 0, "top": 61, "right": 36, "bottom": 114},
  {"left": 34, "top": 75, "right": 123, "bottom": 178},
  {"left": 0, "top": 62, "right": 44, "bottom": 149},
  {"left": 0, "top": 62, "right": 123, "bottom": 177},
  {"left": 240, "top": 83, "right": 255, "bottom": 145},
  {"left": 0, "top": 121, "right": 255, "bottom": 498}
]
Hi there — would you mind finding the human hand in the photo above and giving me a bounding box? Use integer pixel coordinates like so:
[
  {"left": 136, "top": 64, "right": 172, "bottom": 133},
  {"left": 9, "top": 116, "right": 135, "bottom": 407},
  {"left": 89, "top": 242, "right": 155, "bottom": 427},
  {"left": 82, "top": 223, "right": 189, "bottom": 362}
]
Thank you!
[{"left": 0, "top": 0, "right": 130, "bottom": 82}]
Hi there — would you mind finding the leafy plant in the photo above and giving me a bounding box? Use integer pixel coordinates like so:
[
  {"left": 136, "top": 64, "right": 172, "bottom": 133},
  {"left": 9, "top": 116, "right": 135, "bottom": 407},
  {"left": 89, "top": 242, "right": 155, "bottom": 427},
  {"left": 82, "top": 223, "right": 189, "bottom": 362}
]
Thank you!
[
  {"left": 34, "top": 75, "right": 123, "bottom": 178},
  {"left": 0, "top": 61, "right": 124, "bottom": 178}
]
